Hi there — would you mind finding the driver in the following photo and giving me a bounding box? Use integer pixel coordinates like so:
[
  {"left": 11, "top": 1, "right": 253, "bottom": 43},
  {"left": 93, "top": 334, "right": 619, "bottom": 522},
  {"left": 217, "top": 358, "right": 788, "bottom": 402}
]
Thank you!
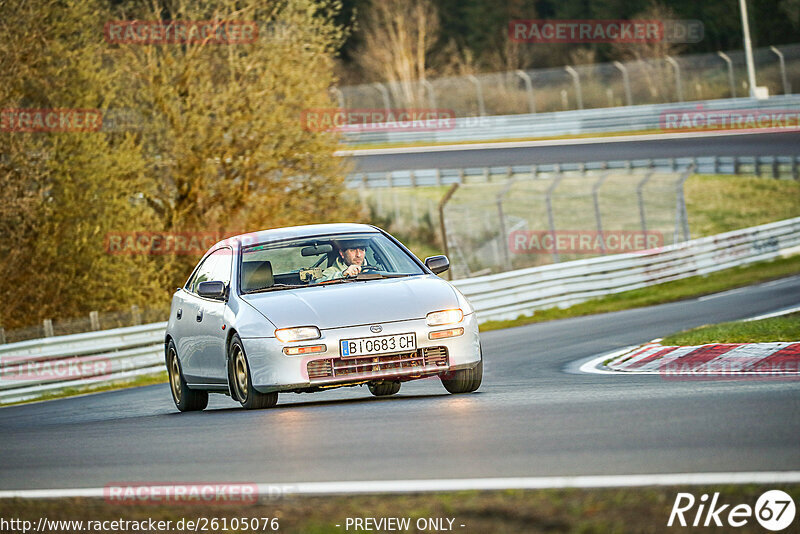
[{"left": 319, "top": 238, "right": 369, "bottom": 281}]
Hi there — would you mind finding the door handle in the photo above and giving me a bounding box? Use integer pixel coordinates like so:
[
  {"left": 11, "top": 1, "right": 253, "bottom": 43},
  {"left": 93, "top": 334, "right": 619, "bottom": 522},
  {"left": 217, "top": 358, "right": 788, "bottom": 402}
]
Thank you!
[
  {"left": 196, "top": 309, "right": 203, "bottom": 322},
  {"left": 176, "top": 308, "right": 182, "bottom": 320}
]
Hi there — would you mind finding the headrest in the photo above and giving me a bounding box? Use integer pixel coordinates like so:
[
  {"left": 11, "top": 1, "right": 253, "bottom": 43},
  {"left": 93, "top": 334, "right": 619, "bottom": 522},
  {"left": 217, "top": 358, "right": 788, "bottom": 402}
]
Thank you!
[{"left": 242, "top": 261, "right": 273, "bottom": 291}]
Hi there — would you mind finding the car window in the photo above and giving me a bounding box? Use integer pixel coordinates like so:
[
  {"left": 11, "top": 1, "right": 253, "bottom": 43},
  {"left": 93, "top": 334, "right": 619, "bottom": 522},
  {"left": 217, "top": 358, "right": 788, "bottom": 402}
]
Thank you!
[
  {"left": 241, "top": 233, "right": 424, "bottom": 291},
  {"left": 210, "top": 248, "right": 232, "bottom": 284},
  {"left": 187, "top": 248, "right": 230, "bottom": 294}
]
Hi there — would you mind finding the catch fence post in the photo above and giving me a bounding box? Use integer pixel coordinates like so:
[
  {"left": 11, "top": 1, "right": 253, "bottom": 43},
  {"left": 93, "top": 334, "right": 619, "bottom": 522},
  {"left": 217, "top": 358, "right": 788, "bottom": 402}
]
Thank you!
[
  {"left": 438, "top": 183, "right": 460, "bottom": 281},
  {"left": 546, "top": 174, "right": 564, "bottom": 263},
  {"left": 565, "top": 66, "right": 583, "bottom": 110},
  {"left": 515, "top": 70, "right": 536, "bottom": 113},
  {"left": 592, "top": 172, "right": 610, "bottom": 255},
  {"left": 131, "top": 305, "right": 142, "bottom": 326},
  {"left": 613, "top": 61, "right": 633, "bottom": 106},
  {"left": 637, "top": 170, "right": 656, "bottom": 237}
]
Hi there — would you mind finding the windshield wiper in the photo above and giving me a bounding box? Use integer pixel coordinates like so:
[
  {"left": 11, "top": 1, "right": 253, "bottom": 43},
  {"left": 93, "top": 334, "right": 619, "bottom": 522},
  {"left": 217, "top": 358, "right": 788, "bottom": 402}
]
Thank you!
[
  {"left": 354, "top": 273, "right": 412, "bottom": 280},
  {"left": 246, "top": 283, "right": 307, "bottom": 293}
]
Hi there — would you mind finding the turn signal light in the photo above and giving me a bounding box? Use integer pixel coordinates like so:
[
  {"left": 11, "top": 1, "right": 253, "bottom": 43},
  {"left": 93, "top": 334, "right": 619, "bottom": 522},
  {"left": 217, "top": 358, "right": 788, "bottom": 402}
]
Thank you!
[
  {"left": 283, "top": 344, "right": 327, "bottom": 356},
  {"left": 429, "top": 328, "right": 464, "bottom": 340}
]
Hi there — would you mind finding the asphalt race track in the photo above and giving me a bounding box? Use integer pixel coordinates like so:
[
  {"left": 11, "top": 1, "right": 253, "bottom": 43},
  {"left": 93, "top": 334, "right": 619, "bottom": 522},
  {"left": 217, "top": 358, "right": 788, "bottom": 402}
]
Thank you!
[
  {"left": 1, "top": 276, "right": 799, "bottom": 491},
  {"left": 350, "top": 131, "right": 800, "bottom": 172}
]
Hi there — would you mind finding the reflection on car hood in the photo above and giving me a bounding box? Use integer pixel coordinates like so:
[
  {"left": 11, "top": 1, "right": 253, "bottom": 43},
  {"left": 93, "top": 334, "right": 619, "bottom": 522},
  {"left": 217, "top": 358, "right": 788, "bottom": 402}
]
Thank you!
[{"left": 241, "top": 275, "right": 458, "bottom": 330}]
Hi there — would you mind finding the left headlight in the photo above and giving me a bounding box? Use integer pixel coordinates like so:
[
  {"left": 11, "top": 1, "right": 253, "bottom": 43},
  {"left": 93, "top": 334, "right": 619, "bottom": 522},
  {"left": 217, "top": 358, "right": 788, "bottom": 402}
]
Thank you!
[
  {"left": 426, "top": 309, "right": 464, "bottom": 326},
  {"left": 274, "top": 326, "right": 321, "bottom": 343}
]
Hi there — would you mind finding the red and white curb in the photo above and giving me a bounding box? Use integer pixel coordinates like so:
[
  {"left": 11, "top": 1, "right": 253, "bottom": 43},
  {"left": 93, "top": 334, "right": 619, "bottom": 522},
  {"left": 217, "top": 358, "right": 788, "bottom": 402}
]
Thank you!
[{"left": 605, "top": 341, "right": 800, "bottom": 377}]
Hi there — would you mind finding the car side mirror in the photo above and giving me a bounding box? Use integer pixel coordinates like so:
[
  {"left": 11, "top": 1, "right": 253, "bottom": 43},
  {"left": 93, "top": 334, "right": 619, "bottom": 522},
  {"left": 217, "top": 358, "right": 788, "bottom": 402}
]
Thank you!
[
  {"left": 197, "top": 280, "right": 227, "bottom": 300},
  {"left": 424, "top": 255, "right": 450, "bottom": 275}
]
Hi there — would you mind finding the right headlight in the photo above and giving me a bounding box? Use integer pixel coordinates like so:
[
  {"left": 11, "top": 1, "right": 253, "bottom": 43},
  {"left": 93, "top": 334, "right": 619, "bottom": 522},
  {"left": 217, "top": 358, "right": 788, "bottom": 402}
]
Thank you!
[
  {"left": 426, "top": 309, "right": 464, "bottom": 326},
  {"left": 274, "top": 326, "right": 321, "bottom": 343}
]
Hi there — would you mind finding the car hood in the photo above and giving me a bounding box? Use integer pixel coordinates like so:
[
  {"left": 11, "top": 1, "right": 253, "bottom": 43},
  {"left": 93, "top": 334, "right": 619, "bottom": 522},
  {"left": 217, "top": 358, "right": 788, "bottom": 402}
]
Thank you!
[{"left": 241, "top": 275, "right": 459, "bottom": 330}]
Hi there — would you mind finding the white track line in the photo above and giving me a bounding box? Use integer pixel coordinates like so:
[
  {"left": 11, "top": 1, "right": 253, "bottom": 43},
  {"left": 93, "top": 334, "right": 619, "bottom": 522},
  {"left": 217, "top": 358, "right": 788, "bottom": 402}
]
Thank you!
[
  {"left": 744, "top": 304, "right": 800, "bottom": 322},
  {"left": 3, "top": 472, "right": 800, "bottom": 499},
  {"left": 336, "top": 129, "right": 790, "bottom": 156}
]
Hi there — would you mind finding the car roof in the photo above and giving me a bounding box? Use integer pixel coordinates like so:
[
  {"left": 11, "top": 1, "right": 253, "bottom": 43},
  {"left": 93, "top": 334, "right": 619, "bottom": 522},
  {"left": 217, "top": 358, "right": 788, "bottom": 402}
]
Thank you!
[{"left": 212, "top": 223, "right": 381, "bottom": 250}]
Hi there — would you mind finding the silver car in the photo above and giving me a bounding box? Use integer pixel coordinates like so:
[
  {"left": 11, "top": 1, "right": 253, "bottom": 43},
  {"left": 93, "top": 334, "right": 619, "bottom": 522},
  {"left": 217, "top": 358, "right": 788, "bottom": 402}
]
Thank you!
[{"left": 165, "top": 223, "right": 482, "bottom": 411}]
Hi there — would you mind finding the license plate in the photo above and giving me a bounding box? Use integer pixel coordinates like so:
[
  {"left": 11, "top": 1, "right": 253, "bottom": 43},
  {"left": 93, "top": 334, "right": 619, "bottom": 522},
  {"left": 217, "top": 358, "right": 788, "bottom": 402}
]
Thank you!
[{"left": 340, "top": 333, "right": 416, "bottom": 358}]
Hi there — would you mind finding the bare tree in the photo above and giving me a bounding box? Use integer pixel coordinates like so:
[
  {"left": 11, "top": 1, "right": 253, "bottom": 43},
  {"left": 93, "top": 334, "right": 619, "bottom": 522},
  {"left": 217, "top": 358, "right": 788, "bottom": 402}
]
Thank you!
[
  {"left": 610, "top": 2, "right": 686, "bottom": 101},
  {"left": 357, "top": 0, "right": 439, "bottom": 107}
]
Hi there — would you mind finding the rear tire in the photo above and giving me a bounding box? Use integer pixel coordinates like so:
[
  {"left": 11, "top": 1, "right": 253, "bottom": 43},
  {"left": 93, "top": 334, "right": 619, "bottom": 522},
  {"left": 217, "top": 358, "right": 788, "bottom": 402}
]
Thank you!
[
  {"left": 229, "top": 334, "right": 278, "bottom": 410},
  {"left": 368, "top": 380, "right": 401, "bottom": 396},
  {"left": 440, "top": 358, "right": 482, "bottom": 394},
  {"left": 167, "top": 340, "right": 208, "bottom": 412}
]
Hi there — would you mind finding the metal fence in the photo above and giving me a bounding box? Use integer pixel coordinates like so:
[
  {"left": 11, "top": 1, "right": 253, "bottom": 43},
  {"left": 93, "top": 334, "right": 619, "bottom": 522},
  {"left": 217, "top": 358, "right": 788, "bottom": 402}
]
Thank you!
[
  {"left": 440, "top": 168, "right": 691, "bottom": 279},
  {"left": 1, "top": 216, "right": 797, "bottom": 405},
  {"left": 338, "top": 44, "right": 799, "bottom": 118},
  {"left": 352, "top": 156, "right": 799, "bottom": 278}
]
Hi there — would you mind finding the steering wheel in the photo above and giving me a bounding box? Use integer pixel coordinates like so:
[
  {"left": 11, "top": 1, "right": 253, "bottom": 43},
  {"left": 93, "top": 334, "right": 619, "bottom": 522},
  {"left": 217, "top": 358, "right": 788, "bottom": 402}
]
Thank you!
[{"left": 357, "top": 265, "right": 380, "bottom": 274}]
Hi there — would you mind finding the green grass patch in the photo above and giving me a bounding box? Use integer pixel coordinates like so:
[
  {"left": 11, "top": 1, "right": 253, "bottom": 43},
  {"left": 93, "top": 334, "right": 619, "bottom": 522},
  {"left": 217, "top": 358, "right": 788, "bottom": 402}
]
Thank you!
[
  {"left": 2, "top": 484, "right": 797, "bottom": 533},
  {"left": 479, "top": 255, "right": 800, "bottom": 332},
  {"left": 661, "top": 312, "right": 800, "bottom": 345},
  {"left": 0, "top": 371, "right": 167, "bottom": 408},
  {"left": 685, "top": 175, "right": 800, "bottom": 237}
]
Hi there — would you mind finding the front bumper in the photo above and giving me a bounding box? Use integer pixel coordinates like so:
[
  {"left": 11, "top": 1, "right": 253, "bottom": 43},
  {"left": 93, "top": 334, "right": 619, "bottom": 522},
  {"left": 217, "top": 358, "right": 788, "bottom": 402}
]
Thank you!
[{"left": 241, "top": 312, "right": 481, "bottom": 393}]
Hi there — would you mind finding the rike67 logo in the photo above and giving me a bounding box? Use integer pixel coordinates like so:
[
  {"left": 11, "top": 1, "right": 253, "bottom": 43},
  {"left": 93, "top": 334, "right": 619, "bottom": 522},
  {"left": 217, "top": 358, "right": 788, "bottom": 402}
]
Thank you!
[{"left": 668, "top": 490, "right": 796, "bottom": 531}]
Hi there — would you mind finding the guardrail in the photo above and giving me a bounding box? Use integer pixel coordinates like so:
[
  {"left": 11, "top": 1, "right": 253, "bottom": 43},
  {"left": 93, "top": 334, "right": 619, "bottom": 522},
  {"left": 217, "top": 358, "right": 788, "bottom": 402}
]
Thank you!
[
  {"left": 340, "top": 95, "right": 800, "bottom": 145},
  {"left": 347, "top": 155, "right": 800, "bottom": 188},
  {"left": 452, "top": 216, "right": 800, "bottom": 321},
  {"left": 1, "top": 216, "right": 798, "bottom": 405},
  {"left": 0, "top": 323, "right": 166, "bottom": 405}
]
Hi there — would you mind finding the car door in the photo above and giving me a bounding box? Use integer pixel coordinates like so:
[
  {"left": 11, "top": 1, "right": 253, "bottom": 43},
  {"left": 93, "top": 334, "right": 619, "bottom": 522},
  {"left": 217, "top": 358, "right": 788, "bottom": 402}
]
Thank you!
[
  {"left": 175, "top": 250, "right": 221, "bottom": 383},
  {"left": 193, "top": 247, "right": 232, "bottom": 384}
]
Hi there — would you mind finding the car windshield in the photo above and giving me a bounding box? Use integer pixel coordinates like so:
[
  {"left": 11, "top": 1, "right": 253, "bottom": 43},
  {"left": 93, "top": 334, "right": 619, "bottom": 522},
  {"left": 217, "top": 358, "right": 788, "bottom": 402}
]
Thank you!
[{"left": 240, "top": 233, "right": 425, "bottom": 293}]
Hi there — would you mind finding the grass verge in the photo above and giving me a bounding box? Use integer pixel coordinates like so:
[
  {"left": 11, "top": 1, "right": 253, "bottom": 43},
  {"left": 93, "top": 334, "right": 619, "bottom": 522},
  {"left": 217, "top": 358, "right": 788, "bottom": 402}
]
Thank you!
[
  {"left": 661, "top": 312, "right": 800, "bottom": 345},
  {"left": 2, "top": 484, "right": 797, "bottom": 533},
  {"left": 479, "top": 254, "right": 800, "bottom": 332}
]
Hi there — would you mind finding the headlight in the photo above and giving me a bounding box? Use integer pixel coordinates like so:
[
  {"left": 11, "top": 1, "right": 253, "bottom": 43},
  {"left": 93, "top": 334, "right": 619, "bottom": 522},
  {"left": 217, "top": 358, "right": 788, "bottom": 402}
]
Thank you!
[
  {"left": 426, "top": 309, "right": 463, "bottom": 326},
  {"left": 274, "top": 326, "right": 321, "bottom": 343}
]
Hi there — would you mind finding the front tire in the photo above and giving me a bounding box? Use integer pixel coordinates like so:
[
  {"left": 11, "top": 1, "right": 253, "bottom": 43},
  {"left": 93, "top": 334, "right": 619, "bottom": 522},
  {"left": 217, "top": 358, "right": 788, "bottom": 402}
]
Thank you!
[
  {"left": 368, "top": 380, "right": 401, "bottom": 396},
  {"left": 167, "top": 340, "right": 208, "bottom": 412},
  {"left": 440, "top": 359, "right": 482, "bottom": 394},
  {"left": 229, "top": 334, "right": 278, "bottom": 410}
]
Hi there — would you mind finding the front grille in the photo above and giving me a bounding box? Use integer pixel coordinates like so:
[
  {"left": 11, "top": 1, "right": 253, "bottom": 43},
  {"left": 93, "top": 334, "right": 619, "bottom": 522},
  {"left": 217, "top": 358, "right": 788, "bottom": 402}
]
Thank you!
[
  {"left": 423, "top": 346, "right": 448, "bottom": 366},
  {"left": 307, "top": 347, "right": 449, "bottom": 381},
  {"left": 307, "top": 359, "right": 333, "bottom": 379}
]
